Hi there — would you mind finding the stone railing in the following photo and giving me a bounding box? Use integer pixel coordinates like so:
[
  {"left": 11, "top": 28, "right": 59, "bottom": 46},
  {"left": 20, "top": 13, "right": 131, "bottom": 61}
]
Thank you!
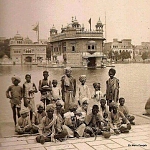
[
  {"left": 51, "top": 31, "right": 103, "bottom": 42},
  {"left": 82, "top": 52, "right": 104, "bottom": 58}
]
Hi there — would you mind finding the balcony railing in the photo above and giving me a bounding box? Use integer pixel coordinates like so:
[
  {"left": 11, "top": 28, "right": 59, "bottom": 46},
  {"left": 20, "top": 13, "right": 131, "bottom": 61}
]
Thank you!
[
  {"left": 82, "top": 52, "right": 104, "bottom": 58},
  {"left": 51, "top": 31, "right": 103, "bottom": 42}
]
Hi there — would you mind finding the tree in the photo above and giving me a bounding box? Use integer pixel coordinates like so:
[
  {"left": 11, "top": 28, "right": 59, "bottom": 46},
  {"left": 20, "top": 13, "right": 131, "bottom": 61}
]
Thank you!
[
  {"left": 108, "top": 50, "right": 113, "bottom": 59},
  {"left": 0, "top": 39, "right": 10, "bottom": 58},
  {"left": 141, "top": 52, "right": 148, "bottom": 61},
  {"left": 46, "top": 43, "right": 51, "bottom": 60},
  {"left": 0, "top": 51, "right": 5, "bottom": 58},
  {"left": 120, "top": 51, "right": 131, "bottom": 61},
  {"left": 114, "top": 51, "right": 119, "bottom": 61}
]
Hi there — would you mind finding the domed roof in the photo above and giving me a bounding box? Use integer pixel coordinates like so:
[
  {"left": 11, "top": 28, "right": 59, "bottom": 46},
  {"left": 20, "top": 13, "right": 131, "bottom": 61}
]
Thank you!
[
  {"left": 67, "top": 23, "right": 73, "bottom": 28},
  {"left": 24, "top": 37, "right": 32, "bottom": 43},
  {"left": 24, "top": 36, "right": 29, "bottom": 40},
  {"left": 50, "top": 25, "right": 57, "bottom": 31},
  {"left": 96, "top": 17, "right": 103, "bottom": 26},
  {"left": 14, "top": 32, "right": 23, "bottom": 40},
  {"left": 72, "top": 16, "right": 79, "bottom": 24}
]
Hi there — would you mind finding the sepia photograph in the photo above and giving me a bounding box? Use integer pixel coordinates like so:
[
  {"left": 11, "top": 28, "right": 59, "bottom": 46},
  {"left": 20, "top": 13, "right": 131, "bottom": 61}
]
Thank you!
[{"left": 0, "top": 0, "right": 150, "bottom": 149}]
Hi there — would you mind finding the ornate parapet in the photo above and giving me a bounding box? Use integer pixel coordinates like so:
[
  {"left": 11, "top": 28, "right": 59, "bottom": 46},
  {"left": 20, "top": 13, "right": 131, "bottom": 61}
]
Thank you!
[{"left": 50, "top": 30, "right": 103, "bottom": 42}]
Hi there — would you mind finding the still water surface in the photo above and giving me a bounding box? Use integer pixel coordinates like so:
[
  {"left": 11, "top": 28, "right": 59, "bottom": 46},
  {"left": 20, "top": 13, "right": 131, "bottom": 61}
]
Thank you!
[{"left": 0, "top": 64, "right": 150, "bottom": 123}]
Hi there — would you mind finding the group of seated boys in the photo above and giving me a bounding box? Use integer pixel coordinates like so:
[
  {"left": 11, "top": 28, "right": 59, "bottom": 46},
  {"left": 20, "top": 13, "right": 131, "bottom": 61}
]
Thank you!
[{"left": 15, "top": 96, "right": 135, "bottom": 144}]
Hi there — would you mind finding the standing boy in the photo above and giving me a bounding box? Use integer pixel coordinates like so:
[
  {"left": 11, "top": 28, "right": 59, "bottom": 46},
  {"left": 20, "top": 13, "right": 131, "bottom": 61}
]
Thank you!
[
  {"left": 106, "top": 68, "right": 119, "bottom": 110},
  {"left": 23, "top": 74, "right": 38, "bottom": 120},
  {"left": 6, "top": 76, "right": 23, "bottom": 126},
  {"left": 51, "top": 79, "right": 61, "bottom": 100},
  {"left": 39, "top": 71, "right": 52, "bottom": 109},
  {"left": 91, "top": 83, "right": 103, "bottom": 109},
  {"left": 61, "top": 67, "right": 76, "bottom": 112},
  {"left": 77, "top": 75, "right": 91, "bottom": 106}
]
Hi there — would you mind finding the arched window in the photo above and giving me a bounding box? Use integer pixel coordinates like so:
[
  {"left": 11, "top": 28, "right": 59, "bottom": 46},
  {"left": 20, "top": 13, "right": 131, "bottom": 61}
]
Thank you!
[
  {"left": 72, "top": 46, "right": 75, "bottom": 52},
  {"left": 88, "top": 45, "right": 90, "bottom": 49},
  {"left": 92, "top": 45, "right": 95, "bottom": 49}
]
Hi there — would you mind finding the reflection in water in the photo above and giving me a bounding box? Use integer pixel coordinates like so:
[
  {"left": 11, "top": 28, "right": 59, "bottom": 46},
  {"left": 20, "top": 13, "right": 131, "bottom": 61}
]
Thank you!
[{"left": 0, "top": 64, "right": 150, "bottom": 122}]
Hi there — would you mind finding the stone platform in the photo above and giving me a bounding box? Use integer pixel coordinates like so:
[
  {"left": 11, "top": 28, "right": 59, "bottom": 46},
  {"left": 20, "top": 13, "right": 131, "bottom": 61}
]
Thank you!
[{"left": 0, "top": 114, "right": 150, "bottom": 150}]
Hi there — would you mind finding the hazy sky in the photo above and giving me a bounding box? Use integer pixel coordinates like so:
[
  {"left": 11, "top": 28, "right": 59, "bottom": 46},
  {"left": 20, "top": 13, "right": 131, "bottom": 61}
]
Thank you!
[{"left": 0, "top": 0, "right": 150, "bottom": 45}]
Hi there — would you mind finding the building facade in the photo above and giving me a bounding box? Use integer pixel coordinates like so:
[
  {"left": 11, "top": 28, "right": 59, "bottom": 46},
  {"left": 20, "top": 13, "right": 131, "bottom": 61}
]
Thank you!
[
  {"left": 9, "top": 33, "right": 47, "bottom": 64},
  {"left": 49, "top": 17, "right": 106, "bottom": 67},
  {"left": 104, "top": 39, "right": 134, "bottom": 60},
  {"left": 134, "top": 42, "right": 150, "bottom": 55},
  {"left": 0, "top": 37, "right": 6, "bottom": 43}
]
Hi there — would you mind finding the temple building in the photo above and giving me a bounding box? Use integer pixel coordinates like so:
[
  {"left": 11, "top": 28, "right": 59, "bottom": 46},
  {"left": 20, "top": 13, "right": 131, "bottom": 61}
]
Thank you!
[
  {"left": 9, "top": 33, "right": 47, "bottom": 64},
  {"left": 49, "top": 17, "right": 106, "bottom": 67}
]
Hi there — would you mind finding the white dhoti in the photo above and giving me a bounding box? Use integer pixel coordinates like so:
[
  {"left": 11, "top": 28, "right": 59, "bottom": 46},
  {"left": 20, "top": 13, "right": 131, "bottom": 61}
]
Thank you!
[{"left": 62, "top": 124, "right": 85, "bottom": 137}]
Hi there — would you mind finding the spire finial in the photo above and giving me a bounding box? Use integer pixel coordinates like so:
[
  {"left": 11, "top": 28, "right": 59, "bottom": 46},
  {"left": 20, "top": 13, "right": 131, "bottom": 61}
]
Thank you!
[{"left": 72, "top": 16, "right": 74, "bottom": 21}]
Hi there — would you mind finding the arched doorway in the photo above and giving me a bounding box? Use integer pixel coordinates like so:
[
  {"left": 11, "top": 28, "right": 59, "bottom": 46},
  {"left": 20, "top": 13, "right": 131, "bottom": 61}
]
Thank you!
[
  {"left": 25, "top": 56, "right": 32, "bottom": 62},
  {"left": 88, "top": 57, "right": 96, "bottom": 68}
]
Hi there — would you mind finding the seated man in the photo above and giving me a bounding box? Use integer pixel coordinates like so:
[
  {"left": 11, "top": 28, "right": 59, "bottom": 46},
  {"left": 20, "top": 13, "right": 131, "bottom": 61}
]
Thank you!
[
  {"left": 118, "top": 97, "right": 135, "bottom": 125},
  {"left": 36, "top": 104, "right": 67, "bottom": 144},
  {"left": 76, "top": 98, "right": 89, "bottom": 125},
  {"left": 55, "top": 99, "right": 65, "bottom": 115},
  {"left": 109, "top": 102, "right": 131, "bottom": 134},
  {"left": 77, "top": 97, "right": 90, "bottom": 115},
  {"left": 63, "top": 103, "right": 86, "bottom": 138},
  {"left": 15, "top": 108, "right": 33, "bottom": 134},
  {"left": 84, "top": 105, "right": 102, "bottom": 138},
  {"left": 32, "top": 102, "right": 46, "bottom": 132},
  {"left": 99, "top": 99, "right": 111, "bottom": 132},
  {"left": 99, "top": 99, "right": 109, "bottom": 117}
]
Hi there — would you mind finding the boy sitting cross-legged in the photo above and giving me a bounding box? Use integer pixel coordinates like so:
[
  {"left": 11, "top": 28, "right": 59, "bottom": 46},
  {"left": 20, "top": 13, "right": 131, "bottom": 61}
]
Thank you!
[
  {"left": 109, "top": 102, "right": 131, "bottom": 134},
  {"left": 118, "top": 97, "right": 135, "bottom": 125},
  {"left": 84, "top": 105, "right": 102, "bottom": 138},
  {"left": 15, "top": 108, "right": 32, "bottom": 134},
  {"left": 32, "top": 102, "right": 46, "bottom": 133},
  {"left": 63, "top": 103, "right": 86, "bottom": 138},
  {"left": 36, "top": 104, "right": 67, "bottom": 144},
  {"left": 99, "top": 99, "right": 111, "bottom": 135}
]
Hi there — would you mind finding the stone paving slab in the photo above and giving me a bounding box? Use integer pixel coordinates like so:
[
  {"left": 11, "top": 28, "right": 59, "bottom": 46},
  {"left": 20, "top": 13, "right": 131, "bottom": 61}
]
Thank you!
[
  {"left": 1, "top": 140, "right": 28, "bottom": 147},
  {"left": 45, "top": 144, "right": 75, "bottom": 150},
  {"left": 111, "top": 138, "right": 132, "bottom": 147},
  {"left": 124, "top": 135, "right": 149, "bottom": 141},
  {"left": 92, "top": 145, "right": 111, "bottom": 150},
  {"left": 73, "top": 143, "right": 94, "bottom": 150},
  {"left": 31, "top": 147, "right": 46, "bottom": 150},
  {"left": 105, "top": 143, "right": 122, "bottom": 149},
  {"left": 87, "top": 139, "right": 114, "bottom": 146}
]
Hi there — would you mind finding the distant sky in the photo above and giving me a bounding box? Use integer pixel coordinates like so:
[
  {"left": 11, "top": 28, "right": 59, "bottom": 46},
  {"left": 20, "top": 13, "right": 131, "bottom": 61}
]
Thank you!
[{"left": 0, "top": 0, "right": 150, "bottom": 45}]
